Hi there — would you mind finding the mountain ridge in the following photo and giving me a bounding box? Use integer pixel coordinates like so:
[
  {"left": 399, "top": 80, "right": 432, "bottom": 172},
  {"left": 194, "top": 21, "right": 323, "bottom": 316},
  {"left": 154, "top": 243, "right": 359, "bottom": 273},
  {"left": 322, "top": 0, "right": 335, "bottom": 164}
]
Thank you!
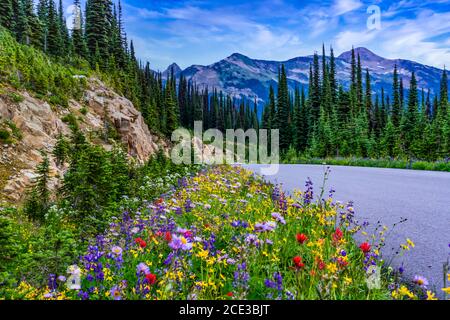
[{"left": 161, "top": 47, "right": 447, "bottom": 106}]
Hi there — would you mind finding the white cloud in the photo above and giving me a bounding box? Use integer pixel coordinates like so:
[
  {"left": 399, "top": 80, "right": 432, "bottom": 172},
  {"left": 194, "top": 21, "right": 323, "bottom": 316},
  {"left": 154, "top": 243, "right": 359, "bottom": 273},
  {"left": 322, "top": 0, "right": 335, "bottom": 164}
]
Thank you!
[
  {"left": 334, "top": 29, "right": 379, "bottom": 52},
  {"left": 332, "top": 0, "right": 363, "bottom": 16},
  {"left": 333, "top": 9, "right": 450, "bottom": 68}
]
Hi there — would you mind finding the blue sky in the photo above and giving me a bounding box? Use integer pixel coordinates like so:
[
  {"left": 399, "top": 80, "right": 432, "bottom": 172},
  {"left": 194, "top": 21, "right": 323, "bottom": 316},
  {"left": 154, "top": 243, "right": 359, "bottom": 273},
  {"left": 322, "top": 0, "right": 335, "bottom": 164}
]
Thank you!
[{"left": 64, "top": 0, "right": 450, "bottom": 70}]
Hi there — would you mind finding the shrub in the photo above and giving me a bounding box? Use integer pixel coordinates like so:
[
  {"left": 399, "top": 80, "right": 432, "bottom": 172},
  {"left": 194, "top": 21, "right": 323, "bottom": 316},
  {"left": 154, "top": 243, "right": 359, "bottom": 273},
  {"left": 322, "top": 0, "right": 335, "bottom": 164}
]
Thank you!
[{"left": 0, "top": 129, "right": 11, "bottom": 142}]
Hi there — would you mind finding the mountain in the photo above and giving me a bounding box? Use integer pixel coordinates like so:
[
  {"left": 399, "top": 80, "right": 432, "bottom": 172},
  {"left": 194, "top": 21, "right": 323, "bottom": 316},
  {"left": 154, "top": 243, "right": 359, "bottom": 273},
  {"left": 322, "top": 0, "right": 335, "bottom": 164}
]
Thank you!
[
  {"left": 163, "top": 47, "right": 446, "bottom": 106},
  {"left": 162, "top": 63, "right": 182, "bottom": 78}
]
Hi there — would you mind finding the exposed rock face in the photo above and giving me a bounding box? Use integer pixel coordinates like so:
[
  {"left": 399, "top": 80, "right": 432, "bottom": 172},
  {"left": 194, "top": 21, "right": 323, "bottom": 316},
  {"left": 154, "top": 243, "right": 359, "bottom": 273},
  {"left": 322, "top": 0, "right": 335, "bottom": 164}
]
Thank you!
[{"left": 0, "top": 78, "right": 169, "bottom": 202}]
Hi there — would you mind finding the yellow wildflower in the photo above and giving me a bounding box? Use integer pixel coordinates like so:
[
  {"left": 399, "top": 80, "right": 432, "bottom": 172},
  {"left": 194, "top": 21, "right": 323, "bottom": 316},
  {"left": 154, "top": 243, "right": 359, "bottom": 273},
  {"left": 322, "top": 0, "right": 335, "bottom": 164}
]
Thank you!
[
  {"left": 406, "top": 238, "right": 415, "bottom": 248},
  {"left": 426, "top": 291, "right": 437, "bottom": 300}
]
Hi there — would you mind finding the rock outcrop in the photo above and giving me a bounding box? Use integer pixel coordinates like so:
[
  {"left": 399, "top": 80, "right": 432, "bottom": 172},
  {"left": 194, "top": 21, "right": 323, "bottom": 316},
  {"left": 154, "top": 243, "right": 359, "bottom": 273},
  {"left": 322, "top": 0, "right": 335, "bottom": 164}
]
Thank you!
[{"left": 0, "top": 78, "right": 169, "bottom": 202}]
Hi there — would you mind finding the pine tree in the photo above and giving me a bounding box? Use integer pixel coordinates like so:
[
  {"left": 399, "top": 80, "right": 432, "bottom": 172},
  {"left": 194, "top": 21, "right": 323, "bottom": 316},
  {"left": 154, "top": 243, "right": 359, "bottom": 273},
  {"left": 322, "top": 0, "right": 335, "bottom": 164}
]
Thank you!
[
  {"left": 401, "top": 72, "right": 418, "bottom": 157},
  {"left": 25, "top": 150, "right": 50, "bottom": 222},
  {"left": 311, "top": 54, "right": 321, "bottom": 126},
  {"left": 46, "top": 0, "right": 62, "bottom": 56},
  {"left": 399, "top": 77, "right": 404, "bottom": 111},
  {"left": 164, "top": 79, "right": 178, "bottom": 135},
  {"left": 58, "top": 0, "right": 70, "bottom": 55},
  {"left": 392, "top": 65, "right": 401, "bottom": 126},
  {"left": 37, "top": 0, "right": 49, "bottom": 51},
  {"left": 53, "top": 133, "right": 69, "bottom": 166},
  {"left": 425, "top": 89, "right": 432, "bottom": 120},
  {"left": 329, "top": 46, "right": 337, "bottom": 104},
  {"left": 356, "top": 53, "right": 363, "bottom": 112},
  {"left": 71, "top": 0, "right": 87, "bottom": 58},
  {"left": 277, "top": 65, "right": 290, "bottom": 151},
  {"left": 439, "top": 68, "right": 448, "bottom": 116},
  {"left": 86, "top": 0, "right": 110, "bottom": 66},
  {"left": 14, "top": 0, "right": 29, "bottom": 44},
  {"left": 365, "top": 69, "right": 372, "bottom": 131},
  {"left": 0, "top": 0, "right": 14, "bottom": 31}
]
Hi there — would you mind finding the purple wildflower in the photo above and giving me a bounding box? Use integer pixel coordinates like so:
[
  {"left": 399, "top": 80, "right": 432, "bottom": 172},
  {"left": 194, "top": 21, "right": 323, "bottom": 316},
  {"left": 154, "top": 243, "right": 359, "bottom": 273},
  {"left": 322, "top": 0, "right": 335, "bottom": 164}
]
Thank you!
[
  {"left": 413, "top": 275, "right": 429, "bottom": 288},
  {"left": 110, "top": 286, "right": 122, "bottom": 300},
  {"left": 271, "top": 212, "right": 286, "bottom": 225},
  {"left": 169, "top": 234, "right": 193, "bottom": 251},
  {"left": 136, "top": 262, "right": 150, "bottom": 275}
]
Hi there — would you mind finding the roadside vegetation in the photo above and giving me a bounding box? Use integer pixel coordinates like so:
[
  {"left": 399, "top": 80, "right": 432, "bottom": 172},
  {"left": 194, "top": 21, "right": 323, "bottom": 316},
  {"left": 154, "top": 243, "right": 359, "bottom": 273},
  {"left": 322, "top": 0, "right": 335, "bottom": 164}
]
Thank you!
[
  {"left": 3, "top": 165, "right": 447, "bottom": 300},
  {"left": 283, "top": 153, "right": 450, "bottom": 172}
]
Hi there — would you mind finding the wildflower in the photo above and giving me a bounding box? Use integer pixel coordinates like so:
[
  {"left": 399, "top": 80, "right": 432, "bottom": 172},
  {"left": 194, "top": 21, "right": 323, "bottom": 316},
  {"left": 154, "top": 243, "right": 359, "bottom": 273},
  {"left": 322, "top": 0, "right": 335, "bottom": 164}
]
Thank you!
[
  {"left": 271, "top": 212, "right": 286, "bottom": 225},
  {"left": 165, "top": 231, "right": 172, "bottom": 242},
  {"left": 110, "top": 286, "right": 122, "bottom": 300},
  {"left": 135, "top": 237, "right": 147, "bottom": 248},
  {"left": 293, "top": 256, "right": 304, "bottom": 269},
  {"left": 359, "top": 242, "right": 371, "bottom": 254},
  {"left": 169, "top": 234, "right": 193, "bottom": 251},
  {"left": 317, "top": 259, "right": 325, "bottom": 270},
  {"left": 397, "top": 286, "right": 415, "bottom": 299},
  {"left": 332, "top": 228, "right": 343, "bottom": 243},
  {"left": 326, "top": 263, "right": 338, "bottom": 274},
  {"left": 255, "top": 221, "right": 276, "bottom": 232},
  {"left": 48, "top": 274, "right": 57, "bottom": 291},
  {"left": 406, "top": 238, "right": 415, "bottom": 248},
  {"left": 442, "top": 287, "right": 450, "bottom": 294},
  {"left": 226, "top": 292, "right": 233, "bottom": 297},
  {"left": 296, "top": 233, "right": 308, "bottom": 244},
  {"left": 57, "top": 275, "right": 66, "bottom": 283},
  {"left": 111, "top": 246, "right": 123, "bottom": 256},
  {"left": 344, "top": 276, "right": 352, "bottom": 285},
  {"left": 145, "top": 273, "right": 157, "bottom": 285},
  {"left": 413, "top": 275, "right": 429, "bottom": 288},
  {"left": 426, "top": 291, "right": 437, "bottom": 300},
  {"left": 136, "top": 262, "right": 150, "bottom": 275}
]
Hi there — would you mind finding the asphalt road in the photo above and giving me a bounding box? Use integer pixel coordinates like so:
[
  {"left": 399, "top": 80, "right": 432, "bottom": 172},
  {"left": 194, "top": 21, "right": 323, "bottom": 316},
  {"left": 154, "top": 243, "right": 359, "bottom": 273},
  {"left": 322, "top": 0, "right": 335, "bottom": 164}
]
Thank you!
[{"left": 245, "top": 164, "right": 450, "bottom": 295}]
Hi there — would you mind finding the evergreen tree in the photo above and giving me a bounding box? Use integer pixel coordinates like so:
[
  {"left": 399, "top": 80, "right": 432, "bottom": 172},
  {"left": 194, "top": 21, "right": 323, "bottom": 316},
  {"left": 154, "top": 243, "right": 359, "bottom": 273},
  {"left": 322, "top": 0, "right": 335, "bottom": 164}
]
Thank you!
[
  {"left": 401, "top": 72, "right": 418, "bottom": 157},
  {"left": 71, "top": 0, "right": 88, "bottom": 58},
  {"left": 329, "top": 46, "right": 337, "bottom": 104},
  {"left": 311, "top": 54, "right": 321, "bottom": 126},
  {"left": 46, "top": 0, "right": 62, "bottom": 56},
  {"left": 439, "top": 68, "right": 448, "bottom": 116},
  {"left": 164, "top": 78, "right": 178, "bottom": 135},
  {"left": 277, "top": 65, "right": 290, "bottom": 151},
  {"left": 25, "top": 151, "right": 50, "bottom": 222},
  {"left": 0, "top": 0, "right": 14, "bottom": 31},
  {"left": 356, "top": 53, "right": 363, "bottom": 112},
  {"left": 392, "top": 65, "right": 401, "bottom": 126},
  {"left": 53, "top": 133, "right": 69, "bottom": 166},
  {"left": 365, "top": 69, "right": 373, "bottom": 131}
]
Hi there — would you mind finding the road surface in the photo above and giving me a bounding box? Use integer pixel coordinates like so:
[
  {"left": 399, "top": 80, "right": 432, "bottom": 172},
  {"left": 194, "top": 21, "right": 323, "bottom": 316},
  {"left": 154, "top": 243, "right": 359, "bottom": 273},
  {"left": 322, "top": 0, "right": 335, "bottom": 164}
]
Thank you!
[{"left": 245, "top": 164, "right": 450, "bottom": 295}]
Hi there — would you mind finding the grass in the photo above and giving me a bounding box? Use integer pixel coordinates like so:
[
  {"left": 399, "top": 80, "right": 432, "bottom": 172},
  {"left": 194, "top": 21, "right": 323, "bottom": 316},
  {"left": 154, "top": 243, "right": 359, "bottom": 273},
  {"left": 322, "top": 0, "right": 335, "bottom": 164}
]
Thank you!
[{"left": 284, "top": 156, "right": 450, "bottom": 172}]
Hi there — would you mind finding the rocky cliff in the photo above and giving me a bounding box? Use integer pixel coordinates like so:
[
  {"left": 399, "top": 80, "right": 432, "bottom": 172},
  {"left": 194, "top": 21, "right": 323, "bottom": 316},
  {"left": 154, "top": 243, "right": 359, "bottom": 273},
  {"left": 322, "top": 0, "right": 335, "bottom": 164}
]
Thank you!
[{"left": 0, "top": 78, "right": 170, "bottom": 203}]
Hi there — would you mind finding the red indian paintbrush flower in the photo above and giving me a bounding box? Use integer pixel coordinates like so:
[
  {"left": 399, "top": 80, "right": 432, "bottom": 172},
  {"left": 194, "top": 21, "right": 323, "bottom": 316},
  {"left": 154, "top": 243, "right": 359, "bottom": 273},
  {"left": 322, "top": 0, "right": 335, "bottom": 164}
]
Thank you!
[
  {"left": 135, "top": 237, "right": 147, "bottom": 248},
  {"left": 293, "top": 256, "right": 305, "bottom": 269},
  {"left": 145, "top": 273, "right": 157, "bottom": 285},
  {"left": 296, "top": 233, "right": 308, "bottom": 244},
  {"left": 359, "top": 242, "right": 371, "bottom": 253},
  {"left": 165, "top": 231, "right": 172, "bottom": 242},
  {"left": 226, "top": 292, "right": 233, "bottom": 297},
  {"left": 332, "top": 228, "right": 343, "bottom": 243}
]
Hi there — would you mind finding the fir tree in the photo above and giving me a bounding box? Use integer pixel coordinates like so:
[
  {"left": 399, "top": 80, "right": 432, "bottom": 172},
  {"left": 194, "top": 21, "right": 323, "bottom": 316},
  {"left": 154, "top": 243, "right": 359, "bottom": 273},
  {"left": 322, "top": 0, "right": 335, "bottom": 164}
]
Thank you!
[
  {"left": 392, "top": 65, "right": 401, "bottom": 126},
  {"left": 46, "top": 0, "right": 62, "bottom": 56},
  {"left": 277, "top": 65, "right": 290, "bottom": 151},
  {"left": 0, "top": 0, "right": 14, "bottom": 31}
]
